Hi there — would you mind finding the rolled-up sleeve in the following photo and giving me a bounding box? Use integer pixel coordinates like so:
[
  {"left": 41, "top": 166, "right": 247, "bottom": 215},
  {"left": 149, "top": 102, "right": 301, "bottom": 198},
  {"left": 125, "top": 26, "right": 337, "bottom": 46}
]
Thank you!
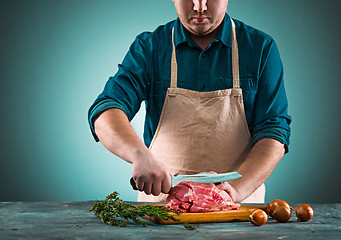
[
  {"left": 88, "top": 33, "right": 151, "bottom": 141},
  {"left": 252, "top": 39, "right": 291, "bottom": 153}
]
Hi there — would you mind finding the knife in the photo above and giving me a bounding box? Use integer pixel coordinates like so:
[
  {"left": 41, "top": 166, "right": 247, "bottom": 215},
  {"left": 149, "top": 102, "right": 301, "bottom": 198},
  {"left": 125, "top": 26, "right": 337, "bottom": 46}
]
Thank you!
[
  {"left": 170, "top": 172, "right": 242, "bottom": 187},
  {"left": 130, "top": 172, "right": 242, "bottom": 190}
]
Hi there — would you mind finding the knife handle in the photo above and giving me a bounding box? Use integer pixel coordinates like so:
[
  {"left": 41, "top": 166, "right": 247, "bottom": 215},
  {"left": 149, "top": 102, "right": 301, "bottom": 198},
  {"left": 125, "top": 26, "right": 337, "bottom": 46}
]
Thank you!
[{"left": 130, "top": 177, "right": 138, "bottom": 190}]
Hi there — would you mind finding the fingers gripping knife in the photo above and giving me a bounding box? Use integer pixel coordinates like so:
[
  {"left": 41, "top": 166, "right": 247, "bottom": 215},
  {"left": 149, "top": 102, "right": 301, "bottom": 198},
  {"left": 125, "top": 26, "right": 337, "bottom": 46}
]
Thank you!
[{"left": 130, "top": 172, "right": 242, "bottom": 191}]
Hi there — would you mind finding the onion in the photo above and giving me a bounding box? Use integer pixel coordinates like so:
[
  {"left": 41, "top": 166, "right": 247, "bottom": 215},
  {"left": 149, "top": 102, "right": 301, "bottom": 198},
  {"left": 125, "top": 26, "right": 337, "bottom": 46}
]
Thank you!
[
  {"left": 272, "top": 206, "right": 292, "bottom": 223},
  {"left": 296, "top": 204, "right": 314, "bottom": 222},
  {"left": 266, "top": 199, "right": 293, "bottom": 218},
  {"left": 249, "top": 209, "right": 268, "bottom": 226}
]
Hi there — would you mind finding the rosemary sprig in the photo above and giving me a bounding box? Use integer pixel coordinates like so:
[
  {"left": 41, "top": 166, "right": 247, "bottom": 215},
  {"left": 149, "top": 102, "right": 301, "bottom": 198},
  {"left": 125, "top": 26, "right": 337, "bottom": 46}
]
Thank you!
[{"left": 89, "top": 191, "right": 196, "bottom": 230}]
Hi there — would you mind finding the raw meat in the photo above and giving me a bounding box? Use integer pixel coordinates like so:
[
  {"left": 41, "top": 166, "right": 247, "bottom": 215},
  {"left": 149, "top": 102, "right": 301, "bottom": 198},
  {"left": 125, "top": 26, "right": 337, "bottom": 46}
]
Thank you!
[{"left": 165, "top": 181, "right": 240, "bottom": 213}]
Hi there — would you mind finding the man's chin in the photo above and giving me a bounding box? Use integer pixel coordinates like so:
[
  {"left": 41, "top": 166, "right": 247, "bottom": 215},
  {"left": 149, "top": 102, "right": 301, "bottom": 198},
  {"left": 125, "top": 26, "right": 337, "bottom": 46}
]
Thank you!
[{"left": 189, "top": 26, "right": 213, "bottom": 36}]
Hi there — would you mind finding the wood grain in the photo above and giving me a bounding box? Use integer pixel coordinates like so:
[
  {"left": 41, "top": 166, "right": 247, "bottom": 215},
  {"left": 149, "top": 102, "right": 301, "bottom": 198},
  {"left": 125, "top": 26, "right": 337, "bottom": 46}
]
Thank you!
[{"left": 140, "top": 204, "right": 267, "bottom": 224}]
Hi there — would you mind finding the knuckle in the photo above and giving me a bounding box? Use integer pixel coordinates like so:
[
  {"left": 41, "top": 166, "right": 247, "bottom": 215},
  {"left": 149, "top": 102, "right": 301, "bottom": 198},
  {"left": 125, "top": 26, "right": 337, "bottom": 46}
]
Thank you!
[
  {"left": 152, "top": 172, "right": 162, "bottom": 180},
  {"left": 160, "top": 171, "right": 169, "bottom": 178}
]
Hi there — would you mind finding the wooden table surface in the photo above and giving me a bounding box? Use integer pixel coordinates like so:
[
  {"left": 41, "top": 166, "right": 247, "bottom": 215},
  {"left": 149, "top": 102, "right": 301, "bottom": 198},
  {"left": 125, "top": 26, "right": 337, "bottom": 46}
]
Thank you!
[{"left": 0, "top": 201, "right": 340, "bottom": 239}]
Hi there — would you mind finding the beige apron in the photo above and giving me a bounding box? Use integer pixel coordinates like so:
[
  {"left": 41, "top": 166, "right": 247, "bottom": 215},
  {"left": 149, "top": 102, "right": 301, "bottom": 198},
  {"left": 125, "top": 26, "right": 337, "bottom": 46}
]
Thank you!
[{"left": 138, "top": 19, "right": 265, "bottom": 203}]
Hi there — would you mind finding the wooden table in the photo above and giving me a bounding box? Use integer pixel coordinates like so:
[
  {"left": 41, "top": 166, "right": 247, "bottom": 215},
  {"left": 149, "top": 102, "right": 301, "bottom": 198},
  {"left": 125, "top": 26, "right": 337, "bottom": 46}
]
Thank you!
[{"left": 0, "top": 202, "right": 340, "bottom": 239}]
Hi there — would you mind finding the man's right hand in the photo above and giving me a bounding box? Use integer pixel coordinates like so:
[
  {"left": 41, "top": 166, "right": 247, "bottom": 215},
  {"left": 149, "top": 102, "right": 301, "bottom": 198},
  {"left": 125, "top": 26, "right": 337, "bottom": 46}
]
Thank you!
[
  {"left": 94, "top": 108, "right": 172, "bottom": 196},
  {"left": 131, "top": 153, "right": 172, "bottom": 196}
]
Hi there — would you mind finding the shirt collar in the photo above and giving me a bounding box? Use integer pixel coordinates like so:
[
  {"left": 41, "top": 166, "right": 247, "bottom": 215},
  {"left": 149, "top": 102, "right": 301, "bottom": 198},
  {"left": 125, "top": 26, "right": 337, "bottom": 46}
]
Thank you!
[
  {"left": 218, "top": 13, "right": 232, "bottom": 47},
  {"left": 173, "top": 13, "right": 232, "bottom": 48},
  {"left": 173, "top": 18, "right": 187, "bottom": 47}
]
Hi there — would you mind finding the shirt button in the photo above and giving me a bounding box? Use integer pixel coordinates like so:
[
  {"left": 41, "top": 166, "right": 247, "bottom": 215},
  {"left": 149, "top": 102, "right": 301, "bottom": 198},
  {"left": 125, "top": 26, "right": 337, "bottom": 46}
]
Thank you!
[
  {"left": 201, "top": 85, "right": 206, "bottom": 90},
  {"left": 201, "top": 54, "right": 206, "bottom": 58}
]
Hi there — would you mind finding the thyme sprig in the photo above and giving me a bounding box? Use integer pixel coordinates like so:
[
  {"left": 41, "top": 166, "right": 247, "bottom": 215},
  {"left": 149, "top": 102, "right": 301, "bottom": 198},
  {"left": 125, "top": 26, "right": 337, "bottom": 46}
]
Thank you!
[{"left": 89, "top": 191, "right": 196, "bottom": 230}]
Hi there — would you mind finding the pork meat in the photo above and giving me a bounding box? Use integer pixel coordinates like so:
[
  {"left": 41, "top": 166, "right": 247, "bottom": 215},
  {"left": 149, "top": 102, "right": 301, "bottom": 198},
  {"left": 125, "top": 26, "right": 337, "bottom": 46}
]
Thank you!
[{"left": 165, "top": 181, "right": 240, "bottom": 213}]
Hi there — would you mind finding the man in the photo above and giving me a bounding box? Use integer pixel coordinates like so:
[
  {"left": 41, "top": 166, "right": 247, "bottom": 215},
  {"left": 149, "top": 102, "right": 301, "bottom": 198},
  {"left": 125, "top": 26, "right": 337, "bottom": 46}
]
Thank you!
[{"left": 88, "top": 0, "right": 291, "bottom": 203}]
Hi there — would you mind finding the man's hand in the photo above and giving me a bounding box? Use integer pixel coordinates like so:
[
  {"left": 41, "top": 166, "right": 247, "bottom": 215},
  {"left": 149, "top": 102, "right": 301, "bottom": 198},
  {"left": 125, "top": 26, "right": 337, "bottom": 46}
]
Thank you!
[
  {"left": 198, "top": 171, "right": 239, "bottom": 202},
  {"left": 215, "top": 181, "right": 239, "bottom": 203},
  {"left": 131, "top": 153, "right": 172, "bottom": 196}
]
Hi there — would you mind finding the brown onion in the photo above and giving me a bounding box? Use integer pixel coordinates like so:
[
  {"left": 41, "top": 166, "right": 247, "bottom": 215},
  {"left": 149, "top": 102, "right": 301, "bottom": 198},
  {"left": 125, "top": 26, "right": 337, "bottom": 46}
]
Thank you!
[
  {"left": 249, "top": 209, "right": 268, "bottom": 226},
  {"left": 296, "top": 204, "right": 314, "bottom": 222},
  {"left": 267, "top": 199, "right": 293, "bottom": 217},
  {"left": 272, "top": 206, "right": 292, "bottom": 223}
]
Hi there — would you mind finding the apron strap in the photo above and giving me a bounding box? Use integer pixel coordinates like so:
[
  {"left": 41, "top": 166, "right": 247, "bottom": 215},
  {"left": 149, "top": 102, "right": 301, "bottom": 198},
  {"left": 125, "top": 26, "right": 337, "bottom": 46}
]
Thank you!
[
  {"left": 171, "top": 27, "right": 178, "bottom": 88},
  {"left": 230, "top": 19, "right": 241, "bottom": 95},
  {"left": 171, "top": 19, "right": 241, "bottom": 93}
]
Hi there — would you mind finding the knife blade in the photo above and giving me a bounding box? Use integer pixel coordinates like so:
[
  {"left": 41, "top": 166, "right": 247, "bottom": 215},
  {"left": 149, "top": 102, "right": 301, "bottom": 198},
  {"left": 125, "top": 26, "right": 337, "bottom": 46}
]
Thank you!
[{"left": 170, "top": 172, "right": 242, "bottom": 187}]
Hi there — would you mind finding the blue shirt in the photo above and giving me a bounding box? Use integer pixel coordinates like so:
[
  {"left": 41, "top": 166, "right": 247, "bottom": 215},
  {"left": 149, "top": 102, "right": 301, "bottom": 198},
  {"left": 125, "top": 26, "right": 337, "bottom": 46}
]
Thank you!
[{"left": 88, "top": 14, "right": 291, "bottom": 152}]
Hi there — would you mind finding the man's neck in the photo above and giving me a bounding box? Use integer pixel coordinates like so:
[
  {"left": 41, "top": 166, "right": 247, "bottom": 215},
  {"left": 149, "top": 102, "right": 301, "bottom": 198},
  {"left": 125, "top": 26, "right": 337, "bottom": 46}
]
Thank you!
[{"left": 188, "top": 27, "right": 220, "bottom": 51}]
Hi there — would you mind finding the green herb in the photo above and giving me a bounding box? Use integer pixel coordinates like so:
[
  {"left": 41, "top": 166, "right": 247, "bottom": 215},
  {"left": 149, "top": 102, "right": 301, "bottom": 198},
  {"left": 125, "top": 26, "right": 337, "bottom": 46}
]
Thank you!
[{"left": 89, "top": 191, "right": 196, "bottom": 230}]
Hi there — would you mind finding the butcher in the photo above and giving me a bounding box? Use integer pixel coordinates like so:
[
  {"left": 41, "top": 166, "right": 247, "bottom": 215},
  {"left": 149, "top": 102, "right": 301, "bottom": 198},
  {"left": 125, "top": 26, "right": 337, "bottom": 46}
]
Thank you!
[{"left": 88, "top": 0, "right": 291, "bottom": 203}]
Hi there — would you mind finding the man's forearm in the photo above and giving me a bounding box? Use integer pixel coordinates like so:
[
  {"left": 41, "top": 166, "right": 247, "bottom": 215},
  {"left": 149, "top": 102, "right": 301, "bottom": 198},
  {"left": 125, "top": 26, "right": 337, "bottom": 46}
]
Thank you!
[
  {"left": 94, "top": 108, "right": 172, "bottom": 195},
  {"left": 229, "top": 138, "right": 285, "bottom": 202},
  {"left": 94, "top": 108, "right": 150, "bottom": 164}
]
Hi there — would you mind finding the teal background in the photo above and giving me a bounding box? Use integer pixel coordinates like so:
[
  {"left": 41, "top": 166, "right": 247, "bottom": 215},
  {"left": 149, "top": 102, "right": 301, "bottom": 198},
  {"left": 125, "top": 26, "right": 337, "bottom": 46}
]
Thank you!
[{"left": 1, "top": 0, "right": 340, "bottom": 202}]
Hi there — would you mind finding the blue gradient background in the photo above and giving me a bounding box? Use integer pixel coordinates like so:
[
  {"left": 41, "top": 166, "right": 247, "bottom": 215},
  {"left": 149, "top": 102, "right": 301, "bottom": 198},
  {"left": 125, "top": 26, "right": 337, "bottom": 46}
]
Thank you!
[{"left": 1, "top": 0, "right": 340, "bottom": 202}]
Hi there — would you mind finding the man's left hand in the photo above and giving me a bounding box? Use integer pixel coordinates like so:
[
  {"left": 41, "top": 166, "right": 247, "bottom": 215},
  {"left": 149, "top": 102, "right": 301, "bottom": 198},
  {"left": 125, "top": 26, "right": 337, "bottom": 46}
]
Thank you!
[
  {"left": 199, "top": 171, "right": 240, "bottom": 202},
  {"left": 215, "top": 181, "right": 239, "bottom": 203}
]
